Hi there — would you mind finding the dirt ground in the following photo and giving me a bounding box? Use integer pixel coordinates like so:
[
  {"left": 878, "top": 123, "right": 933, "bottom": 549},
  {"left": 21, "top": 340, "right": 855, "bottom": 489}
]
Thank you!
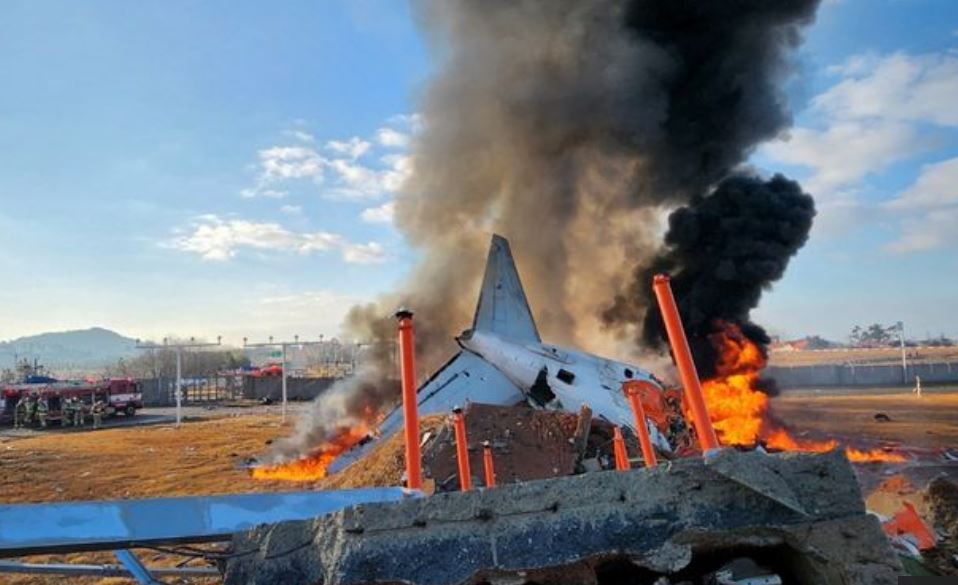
[
  {"left": 2, "top": 390, "right": 957, "bottom": 584},
  {"left": 770, "top": 388, "right": 958, "bottom": 450}
]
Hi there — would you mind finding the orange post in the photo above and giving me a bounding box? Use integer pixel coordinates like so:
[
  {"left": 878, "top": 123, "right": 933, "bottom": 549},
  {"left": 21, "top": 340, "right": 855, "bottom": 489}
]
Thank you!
[
  {"left": 622, "top": 381, "right": 659, "bottom": 467},
  {"left": 395, "top": 309, "right": 422, "bottom": 490},
  {"left": 612, "top": 426, "right": 629, "bottom": 471},
  {"left": 652, "top": 275, "right": 720, "bottom": 452},
  {"left": 482, "top": 440, "right": 496, "bottom": 488},
  {"left": 452, "top": 407, "right": 472, "bottom": 491}
]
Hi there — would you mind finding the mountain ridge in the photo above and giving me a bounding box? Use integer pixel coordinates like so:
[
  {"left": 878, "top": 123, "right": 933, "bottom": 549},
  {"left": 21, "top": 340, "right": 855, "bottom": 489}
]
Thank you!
[{"left": 0, "top": 327, "right": 138, "bottom": 369}]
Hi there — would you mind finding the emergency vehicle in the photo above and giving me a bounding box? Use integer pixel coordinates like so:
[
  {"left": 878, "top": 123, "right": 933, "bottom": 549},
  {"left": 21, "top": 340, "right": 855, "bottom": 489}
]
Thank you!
[{"left": 0, "top": 378, "right": 143, "bottom": 426}]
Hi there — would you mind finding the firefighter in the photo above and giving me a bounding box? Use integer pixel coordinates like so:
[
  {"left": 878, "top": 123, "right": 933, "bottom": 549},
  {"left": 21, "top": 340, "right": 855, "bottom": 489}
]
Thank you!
[
  {"left": 92, "top": 399, "right": 105, "bottom": 430},
  {"left": 25, "top": 396, "right": 38, "bottom": 427},
  {"left": 37, "top": 397, "right": 49, "bottom": 428},
  {"left": 13, "top": 398, "right": 27, "bottom": 429},
  {"left": 63, "top": 398, "right": 77, "bottom": 427},
  {"left": 75, "top": 400, "right": 86, "bottom": 427}
]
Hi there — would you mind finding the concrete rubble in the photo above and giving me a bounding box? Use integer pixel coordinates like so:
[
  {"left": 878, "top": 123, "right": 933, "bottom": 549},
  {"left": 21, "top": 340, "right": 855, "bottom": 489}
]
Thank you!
[{"left": 225, "top": 449, "right": 901, "bottom": 585}]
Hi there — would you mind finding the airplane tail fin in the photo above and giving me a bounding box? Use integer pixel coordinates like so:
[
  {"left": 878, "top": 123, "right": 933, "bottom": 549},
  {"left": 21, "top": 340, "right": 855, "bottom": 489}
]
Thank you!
[{"left": 471, "top": 234, "right": 540, "bottom": 343}]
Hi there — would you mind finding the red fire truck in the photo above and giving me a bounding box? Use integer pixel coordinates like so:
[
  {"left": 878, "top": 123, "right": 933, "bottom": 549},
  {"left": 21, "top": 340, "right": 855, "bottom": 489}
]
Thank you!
[{"left": 0, "top": 379, "right": 143, "bottom": 427}]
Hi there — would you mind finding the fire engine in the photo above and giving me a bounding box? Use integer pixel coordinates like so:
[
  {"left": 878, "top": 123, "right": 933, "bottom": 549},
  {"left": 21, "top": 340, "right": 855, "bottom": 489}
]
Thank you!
[{"left": 0, "top": 379, "right": 143, "bottom": 427}]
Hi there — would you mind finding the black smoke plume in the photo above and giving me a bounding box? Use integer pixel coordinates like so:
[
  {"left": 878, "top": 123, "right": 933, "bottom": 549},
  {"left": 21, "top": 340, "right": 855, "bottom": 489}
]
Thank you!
[{"left": 634, "top": 174, "right": 816, "bottom": 378}]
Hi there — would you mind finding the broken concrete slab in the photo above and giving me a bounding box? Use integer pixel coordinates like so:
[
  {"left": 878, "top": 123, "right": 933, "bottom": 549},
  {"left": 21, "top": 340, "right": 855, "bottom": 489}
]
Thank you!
[{"left": 225, "top": 450, "right": 902, "bottom": 585}]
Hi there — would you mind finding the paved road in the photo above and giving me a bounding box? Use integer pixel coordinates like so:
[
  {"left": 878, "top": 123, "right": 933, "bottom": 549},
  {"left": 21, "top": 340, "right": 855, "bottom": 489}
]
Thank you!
[{"left": 0, "top": 402, "right": 311, "bottom": 439}]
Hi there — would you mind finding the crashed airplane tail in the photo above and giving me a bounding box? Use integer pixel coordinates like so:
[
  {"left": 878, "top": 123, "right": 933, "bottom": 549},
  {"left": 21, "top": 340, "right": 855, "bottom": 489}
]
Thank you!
[{"left": 472, "top": 234, "right": 540, "bottom": 344}]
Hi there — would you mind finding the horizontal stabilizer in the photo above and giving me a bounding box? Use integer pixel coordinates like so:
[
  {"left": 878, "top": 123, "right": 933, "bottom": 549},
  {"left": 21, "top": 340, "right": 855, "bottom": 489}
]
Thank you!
[{"left": 328, "top": 351, "right": 524, "bottom": 474}]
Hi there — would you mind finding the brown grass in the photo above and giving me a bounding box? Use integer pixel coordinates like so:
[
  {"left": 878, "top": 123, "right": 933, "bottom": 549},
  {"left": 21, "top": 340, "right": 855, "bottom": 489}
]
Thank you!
[
  {"left": 771, "top": 391, "right": 958, "bottom": 449},
  {"left": 769, "top": 346, "right": 958, "bottom": 367}
]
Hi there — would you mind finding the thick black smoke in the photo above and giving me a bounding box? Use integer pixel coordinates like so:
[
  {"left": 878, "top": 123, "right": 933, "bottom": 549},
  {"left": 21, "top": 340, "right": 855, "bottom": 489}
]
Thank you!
[
  {"left": 618, "top": 0, "right": 821, "bottom": 199},
  {"left": 634, "top": 174, "right": 816, "bottom": 378}
]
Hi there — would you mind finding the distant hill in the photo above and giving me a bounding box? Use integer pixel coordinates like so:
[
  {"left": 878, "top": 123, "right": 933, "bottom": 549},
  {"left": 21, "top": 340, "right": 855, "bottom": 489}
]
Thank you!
[{"left": 0, "top": 327, "right": 137, "bottom": 370}]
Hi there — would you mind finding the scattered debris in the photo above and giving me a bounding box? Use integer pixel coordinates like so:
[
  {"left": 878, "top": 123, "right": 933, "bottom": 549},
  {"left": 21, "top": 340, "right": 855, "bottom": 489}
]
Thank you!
[{"left": 875, "top": 413, "right": 892, "bottom": 423}]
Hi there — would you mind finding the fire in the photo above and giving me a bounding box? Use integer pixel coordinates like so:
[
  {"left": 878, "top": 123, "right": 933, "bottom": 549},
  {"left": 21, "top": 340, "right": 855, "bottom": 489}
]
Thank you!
[
  {"left": 700, "top": 322, "right": 906, "bottom": 464},
  {"left": 251, "top": 423, "right": 372, "bottom": 482}
]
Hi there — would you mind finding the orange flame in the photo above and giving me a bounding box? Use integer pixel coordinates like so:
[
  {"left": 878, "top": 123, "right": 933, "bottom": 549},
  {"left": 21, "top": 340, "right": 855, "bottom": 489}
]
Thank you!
[
  {"left": 251, "top": 422, "right": 372, "bottom": 482},
  {"left": 701, "top": 322, "right": 905, "bottom": 464}
]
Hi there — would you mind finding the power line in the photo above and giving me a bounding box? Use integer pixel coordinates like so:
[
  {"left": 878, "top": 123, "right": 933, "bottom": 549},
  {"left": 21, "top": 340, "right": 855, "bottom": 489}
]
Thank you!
[
  {"left": 243, "top": 335, "right": 324, "bottom": 422},
  {"left": 135, "top": 337, "right": 222, "bottom": 427}
]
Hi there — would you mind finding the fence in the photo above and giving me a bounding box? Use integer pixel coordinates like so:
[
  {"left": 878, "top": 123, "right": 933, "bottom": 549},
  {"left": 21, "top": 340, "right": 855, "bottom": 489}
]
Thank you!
[
  {"left": 241, "top": 377, "right": 339, "bottom": 402},
  {"left": 766, "top": 361, "right": 958, "bottom": 389},
  {"left": 138, "top": 375, "right": 245, "bottom": 407}
]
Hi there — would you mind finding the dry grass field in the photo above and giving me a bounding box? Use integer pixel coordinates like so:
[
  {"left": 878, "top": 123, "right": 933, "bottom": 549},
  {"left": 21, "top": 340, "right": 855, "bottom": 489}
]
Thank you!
[
  {"left": 0, "top": 415, "right": 294, "bottom": 585},
  {"left": 769, "top": 346, "right": 958, "bottom": 367}
]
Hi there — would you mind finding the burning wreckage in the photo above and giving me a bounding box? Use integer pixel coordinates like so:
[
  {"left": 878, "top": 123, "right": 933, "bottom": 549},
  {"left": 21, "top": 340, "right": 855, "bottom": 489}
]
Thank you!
[
  {"left": 0, "top": 235, "right": 942, "bottom": 583},
  {"left": 230, "top": 234, "right": 911, "bottom": 584}
]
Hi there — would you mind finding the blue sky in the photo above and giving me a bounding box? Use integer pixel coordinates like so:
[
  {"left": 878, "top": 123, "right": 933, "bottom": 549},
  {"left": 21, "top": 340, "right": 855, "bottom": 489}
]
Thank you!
[{"left": 0, "top": 0, "right": 956, "bottom": 349}]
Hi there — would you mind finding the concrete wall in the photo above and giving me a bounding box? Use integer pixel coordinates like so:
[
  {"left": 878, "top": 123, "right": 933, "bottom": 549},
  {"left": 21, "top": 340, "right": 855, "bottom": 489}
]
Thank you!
[
  {"left": 766, "top": 361, "right": 958, "bottom": 389},
  {"left": 242, "top": 376, "right": 338, "bottom": 402}
]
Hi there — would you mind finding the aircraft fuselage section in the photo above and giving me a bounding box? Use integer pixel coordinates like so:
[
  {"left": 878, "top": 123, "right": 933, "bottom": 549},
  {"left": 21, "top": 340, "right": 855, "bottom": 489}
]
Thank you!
[{"left": 457, "top": 330, "right": 661, "bottom": 436}]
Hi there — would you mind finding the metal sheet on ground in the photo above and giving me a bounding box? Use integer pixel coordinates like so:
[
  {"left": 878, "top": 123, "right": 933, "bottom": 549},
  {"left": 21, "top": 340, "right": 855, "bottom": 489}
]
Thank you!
[{"left": 0, "top": 487, "right": 414, "bottom": 556}]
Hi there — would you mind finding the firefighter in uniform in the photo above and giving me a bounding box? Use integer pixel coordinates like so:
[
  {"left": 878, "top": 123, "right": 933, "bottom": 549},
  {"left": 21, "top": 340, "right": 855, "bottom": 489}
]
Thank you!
[
  {"left": 92, "top": 399, "right": 105, "bottom": 430},
  {"left": 63, "top": 398, "right": 76, "bottom": 427},
  {"left": 75, "top": 400, "right": 85, "bottom": 427},
  {"left": 37, "top": 397, "right": 49, "bottom": 428},
  {"left": 13, "top": 398, "right": 27, "bottom": 429},
  {"left": 25, "top": 396, "right": 38, "bottom": 427}
]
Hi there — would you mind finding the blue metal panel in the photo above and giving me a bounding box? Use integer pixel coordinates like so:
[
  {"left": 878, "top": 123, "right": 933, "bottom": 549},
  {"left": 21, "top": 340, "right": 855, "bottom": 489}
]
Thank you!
[{"left": 0, "top": 488, "right": 415, "bottom": 556}]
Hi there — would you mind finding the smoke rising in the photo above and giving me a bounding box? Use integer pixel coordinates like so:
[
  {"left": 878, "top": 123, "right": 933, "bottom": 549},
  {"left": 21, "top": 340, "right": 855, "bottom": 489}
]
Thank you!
[
  {"left": 631, "top": 174, "right": 816, "bottom": 379},
  {"left": 279, "top": 0, "right": 822, "bottom": 459}
]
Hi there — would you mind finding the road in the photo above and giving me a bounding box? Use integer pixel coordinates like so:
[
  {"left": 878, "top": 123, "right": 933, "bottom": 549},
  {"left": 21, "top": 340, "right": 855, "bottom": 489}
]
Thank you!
[{"left": 0, "top": 402, "right": 311, "bottom": 439}]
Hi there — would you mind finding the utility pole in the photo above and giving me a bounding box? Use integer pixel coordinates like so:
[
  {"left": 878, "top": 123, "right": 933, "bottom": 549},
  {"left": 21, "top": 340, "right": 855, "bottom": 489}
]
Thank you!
[
  {"left": 135, "top": 336, "right": 221, "bottom": 427},
  {"left": 897, "top": 321, "right": 907, "bottom": 384},
  {"left": 243, "top": 335, "right": 324, "bottom": 422}
]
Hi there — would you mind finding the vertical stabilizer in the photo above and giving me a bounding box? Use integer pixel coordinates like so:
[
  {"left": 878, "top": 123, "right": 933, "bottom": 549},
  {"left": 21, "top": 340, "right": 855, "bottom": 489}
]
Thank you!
[{"left": 471, "top": 235, "right": 540, "bottom": 342}]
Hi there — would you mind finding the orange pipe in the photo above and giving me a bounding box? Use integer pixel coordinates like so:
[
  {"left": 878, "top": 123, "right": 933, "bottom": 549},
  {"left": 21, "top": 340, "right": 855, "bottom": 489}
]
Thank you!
[
  {"left": 613, "top": 426, "right": 629, "bottom": 471},
  {"left": 452, "top": 407, "right": 472, "bottom": 491},
  {"left": 622, "top": 381, "right": 658, "bottom": 467},
  {"left": 652, "top": 274, "right": 720, "bottom": 451},
  {"left": 395, "top": 309, "right": 422, "bottom": 490},
  {"left": 482, "top": 440, "right": 496, "bottom": 488}
]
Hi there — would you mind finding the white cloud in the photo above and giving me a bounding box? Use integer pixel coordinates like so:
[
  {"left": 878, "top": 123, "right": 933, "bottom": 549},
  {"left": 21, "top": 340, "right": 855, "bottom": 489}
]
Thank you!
[
  {"left": 885, "top": 157, "right": 958, "bottom": 253},
  {"left": 388, "top": 113, "right": 423, "bottom": 131},
  {"left": 325, "top": 137, "right": 371, "bottom": 160},
  {"left": 761, "top": 50, "right": 958, "bottom": 243},
  {"left": 762, "top": 121, "right": 922, "bottom": 194},
  {"left": 168, "top": 215, "right": 386, "bottom": 264},
  {"left": 376, "top": 127, "right": 410, "bottom": 148},
  {"left": 340, "top": 242, "right": 386, "bottom": 264},
  {"left": 886, "top": 207, "right": 958, "bottom": 253},
  {"left": 814, "top": 52, "right": 958, "bottom": 126},
  {"left": 885, "top": 156, "right": 958, "bottom": 210},
  {"left": 241, "top": 188, "right": 288, "bottom": 199},
  {"left": 283, "top": 129, "right": 315, "bottom": 143},
  {"left": 361, "top": 200, "right": 395, "bottom": 223},
  {"left": 258, "top": 146, "right": 324, "bottom": 180},
  {"left": 244, "top": 115, "right": 419, "bottom": 201},
  {"left": 280, "top": 204, "right": 303, "bottom": 215}
]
